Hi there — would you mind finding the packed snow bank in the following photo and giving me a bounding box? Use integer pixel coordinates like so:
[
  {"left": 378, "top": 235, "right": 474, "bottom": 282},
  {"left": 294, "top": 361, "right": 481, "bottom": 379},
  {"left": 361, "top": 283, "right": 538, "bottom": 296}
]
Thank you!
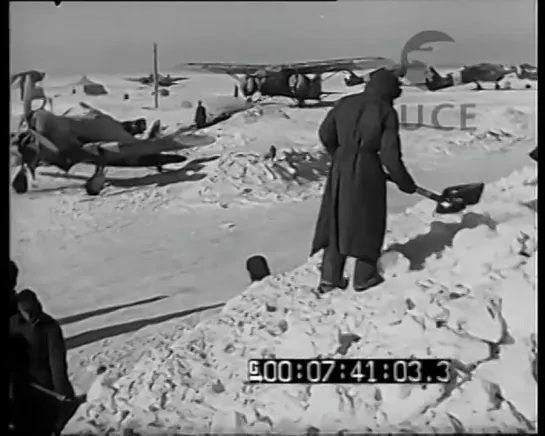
[
  {"left": 186, "top": 102, "right": 534, "bottom": 207},
  {"left": 66, "top": 166, "right": 537, "bottom": 435}
]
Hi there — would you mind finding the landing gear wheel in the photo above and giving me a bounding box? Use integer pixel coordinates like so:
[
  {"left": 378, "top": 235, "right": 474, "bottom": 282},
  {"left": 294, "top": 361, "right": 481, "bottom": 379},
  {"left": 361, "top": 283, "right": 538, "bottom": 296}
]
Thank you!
[
  {"left": 12, "top": 166, "right": 29, "bottom": 194},
  {"left": 474, "top": 82, "right": 483, "bottom": 91},
  {"left": 85, "top": 166, "right": 107, "bottom": 196},
  {"left": 85, "top": 175, "right": 106, "bottom": 196}
]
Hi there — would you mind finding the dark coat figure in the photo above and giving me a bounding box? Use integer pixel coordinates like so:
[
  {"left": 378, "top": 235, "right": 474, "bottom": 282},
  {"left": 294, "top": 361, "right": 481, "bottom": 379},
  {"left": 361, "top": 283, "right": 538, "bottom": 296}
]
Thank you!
[
  {"left": 10, "top": 290, "right": 74, "bottom": 399},
  {"left": 310, "top": 69, "right": 416, "bottom": 293},
  {"left": 9, "top": 259, "right": 23, "bottom": 434},
  {"left": 264, "top": 145, "right": 277, "bottom": 161},
  {"left": 195, "top": 100, "right": 207, "bottom": 129},
  {"left": 246, "top": 255, "right": 271, "bottom": 282},
  {"left": 9, "top": 259, "right": 19, "bottom": 317}
]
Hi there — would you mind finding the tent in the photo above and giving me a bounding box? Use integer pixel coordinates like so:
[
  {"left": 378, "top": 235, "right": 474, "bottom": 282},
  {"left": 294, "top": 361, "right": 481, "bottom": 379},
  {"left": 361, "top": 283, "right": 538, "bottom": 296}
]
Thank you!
[{"left": 73, "top": 76, "right": 108, "bottom": 96}]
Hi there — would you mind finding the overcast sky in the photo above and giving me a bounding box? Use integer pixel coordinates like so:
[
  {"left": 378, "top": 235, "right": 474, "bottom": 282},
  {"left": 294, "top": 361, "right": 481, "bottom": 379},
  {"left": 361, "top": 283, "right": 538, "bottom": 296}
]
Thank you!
[{"left": 10, "top": 0, "right": 536, "bottom": 75}]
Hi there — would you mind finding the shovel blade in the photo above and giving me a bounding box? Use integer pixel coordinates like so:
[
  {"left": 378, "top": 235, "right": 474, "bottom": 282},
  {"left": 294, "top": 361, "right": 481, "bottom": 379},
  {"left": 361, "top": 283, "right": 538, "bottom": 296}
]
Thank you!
[
  {"left": 440, "top": 182, "right": 485, "bottom": 206},
  {"left": 435, "top": 199, "right": 466, "bottom": 214}
]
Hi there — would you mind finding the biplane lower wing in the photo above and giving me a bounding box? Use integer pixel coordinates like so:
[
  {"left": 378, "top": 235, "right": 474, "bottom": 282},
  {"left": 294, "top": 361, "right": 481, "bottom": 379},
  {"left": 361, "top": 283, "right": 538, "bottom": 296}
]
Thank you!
[{"left": 179, "top": 56, "right": 397, "bottom": 76}]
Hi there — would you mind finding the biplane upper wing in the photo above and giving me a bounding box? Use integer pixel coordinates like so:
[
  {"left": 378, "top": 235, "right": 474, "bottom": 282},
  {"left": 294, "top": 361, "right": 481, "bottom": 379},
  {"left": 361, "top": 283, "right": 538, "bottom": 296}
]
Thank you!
[
  {"left": 179, "top": 57, "right": 397, "bottom": 76},
  {"left": 278, "top": 57, "right": 398, "bottom": 75},
  {"left": 180, "top": 63, "right": 273, "bottom": 75}
]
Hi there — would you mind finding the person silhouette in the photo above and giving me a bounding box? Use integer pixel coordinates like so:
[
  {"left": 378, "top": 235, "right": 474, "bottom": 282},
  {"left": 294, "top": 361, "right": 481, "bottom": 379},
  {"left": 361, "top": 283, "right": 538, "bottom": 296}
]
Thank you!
[{"left": 194, "top": 100, "right": 207, "bottom": 129}]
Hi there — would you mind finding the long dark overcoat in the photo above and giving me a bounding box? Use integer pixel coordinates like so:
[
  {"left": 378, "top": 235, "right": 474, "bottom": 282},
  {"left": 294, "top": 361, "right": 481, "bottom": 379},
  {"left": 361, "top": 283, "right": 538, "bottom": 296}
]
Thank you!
[
  {"left": 9, "top": 312, "right": 75, "bottom": 398},
  {"left": 310, "top": 71, "right": 416, "bottom": 263}
]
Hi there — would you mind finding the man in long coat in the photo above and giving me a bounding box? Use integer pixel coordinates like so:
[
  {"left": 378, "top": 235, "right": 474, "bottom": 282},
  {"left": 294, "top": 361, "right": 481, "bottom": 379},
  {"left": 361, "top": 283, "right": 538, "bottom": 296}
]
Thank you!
[
  {"left": 310, "top": 69, "right": 417, "bottom": 294},
  {"left": 10, "top": 289, "right": 75, "bottom": 435},
  {"left": 194, "top": 100, "right": 208, "bottom": 129},
  {"left": 10, "top": 289, "right": 74, "bottom": 399}
]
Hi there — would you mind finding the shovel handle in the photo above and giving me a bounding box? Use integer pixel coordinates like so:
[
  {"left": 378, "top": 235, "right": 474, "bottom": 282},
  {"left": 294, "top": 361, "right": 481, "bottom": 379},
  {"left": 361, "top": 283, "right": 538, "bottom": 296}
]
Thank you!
[
  {"left": 385, "top": 174, "right": 443, "bottom": 202},
  {"left": 415, "top": 186, "right": 442, "bottom": 202}
]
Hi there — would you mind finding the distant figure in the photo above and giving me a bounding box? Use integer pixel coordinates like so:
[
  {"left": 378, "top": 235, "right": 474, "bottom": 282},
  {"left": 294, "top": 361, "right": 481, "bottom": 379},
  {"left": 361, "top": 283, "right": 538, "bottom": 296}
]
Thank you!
[
  {"left": 264, "top": 145, "right": 277, "bottom": 162},
  {"left": 71, "top": 87, "right": 76, "bottom": 95},
  {"left": 526, "top": 83, "right": 532, "bottom": 89},
  {"left": 10, "top": 289, "right": 75, "bottom": 400},
  {"left": 195, "top": 100, "right": 207, "bottom": 129},
  {"left": 246, "top": 255, "right": 271, "bottom": 283},
  {"left": 123, "top": 92, "right": 130, "bottom": 101},
  {"left": 234, "top": 85, "right": 239, "bottom": 98}
]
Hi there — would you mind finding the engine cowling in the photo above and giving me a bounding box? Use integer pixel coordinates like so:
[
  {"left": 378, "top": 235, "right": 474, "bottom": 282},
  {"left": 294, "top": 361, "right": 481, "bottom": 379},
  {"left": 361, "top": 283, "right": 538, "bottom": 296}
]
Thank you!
[
  {"left": 288, "top": 73, "right": 311, "bottom": 98},
  {"left": 240, "top": 75, "right": 259, "bottom": 96}
]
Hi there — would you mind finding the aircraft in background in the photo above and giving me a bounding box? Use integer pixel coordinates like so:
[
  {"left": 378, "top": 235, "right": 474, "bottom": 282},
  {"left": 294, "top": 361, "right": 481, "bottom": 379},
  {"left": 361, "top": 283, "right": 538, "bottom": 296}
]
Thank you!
[
  {"left": 422, "top": 63, "right": 518, "bottom": 91},
  {"left": 514, "top": 63, "right": 538, "bottom": 81},
  {"left": 125, "top": 73, "right": 188, "bottom": 87},
  {"left": 13, "top": 76, "right": 215, "bottom": 196},
  {"left": 177, "top": 57, "right": 396, "bottom": 107}
]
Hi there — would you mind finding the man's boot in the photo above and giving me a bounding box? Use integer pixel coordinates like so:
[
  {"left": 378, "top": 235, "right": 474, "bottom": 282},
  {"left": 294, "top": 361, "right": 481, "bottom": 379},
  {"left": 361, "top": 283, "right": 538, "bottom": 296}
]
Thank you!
[
  {"left": 353, "top": 259, "right": 384, "bottom": 292},
  {"left": 317, "top": 246, "right": 349, "bottom": 294}
]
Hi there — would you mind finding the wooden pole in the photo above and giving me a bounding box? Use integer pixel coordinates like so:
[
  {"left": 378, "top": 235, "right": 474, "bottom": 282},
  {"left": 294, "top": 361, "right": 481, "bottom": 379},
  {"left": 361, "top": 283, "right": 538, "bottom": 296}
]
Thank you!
[{"left": 153, "top": 42, "right": 159, "bottom": 109}]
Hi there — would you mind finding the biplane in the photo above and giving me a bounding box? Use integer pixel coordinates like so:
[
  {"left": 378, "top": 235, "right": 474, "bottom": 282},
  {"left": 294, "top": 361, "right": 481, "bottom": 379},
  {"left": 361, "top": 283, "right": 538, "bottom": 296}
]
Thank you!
[
  {"left": 12, "top": 75, "right": 215, "bottom": 196},
  {"left": 125, "top": 73, "right": 188, "bottom": 87},
  {"left": 424, "top": 63, "right": 518, "bottom": 91},
  {"left": 178, "top": 57, "right": 396, "bottom": 106}
]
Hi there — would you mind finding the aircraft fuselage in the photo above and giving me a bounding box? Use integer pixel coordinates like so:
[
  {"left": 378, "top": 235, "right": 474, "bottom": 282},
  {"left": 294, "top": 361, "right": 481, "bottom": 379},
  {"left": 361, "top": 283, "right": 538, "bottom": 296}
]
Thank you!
[
  {"left": 460, "top": 63, "right": 514, "bottom": 83},
  {"left": 235, "top": 70, "right": 324, "bottom": 105},
  {"left": 424, "top": 63, "right": 518, "bottom": 91}
]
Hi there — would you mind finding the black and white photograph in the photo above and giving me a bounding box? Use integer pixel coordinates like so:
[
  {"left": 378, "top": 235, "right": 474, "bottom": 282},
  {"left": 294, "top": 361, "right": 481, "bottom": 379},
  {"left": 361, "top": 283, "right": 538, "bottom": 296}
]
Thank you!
[{"left": 9, "top": 0, "right": 537, "bottom": 434}]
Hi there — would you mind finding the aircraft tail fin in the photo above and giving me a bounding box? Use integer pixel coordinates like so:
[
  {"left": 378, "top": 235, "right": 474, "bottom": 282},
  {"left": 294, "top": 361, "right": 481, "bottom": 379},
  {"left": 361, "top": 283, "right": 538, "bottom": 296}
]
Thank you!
[
  {"left": 422, "top": 65, "right": 456, "bottom": 91},
  {"left": 427, "top": 65, "right": 443, "bottom": 82}
]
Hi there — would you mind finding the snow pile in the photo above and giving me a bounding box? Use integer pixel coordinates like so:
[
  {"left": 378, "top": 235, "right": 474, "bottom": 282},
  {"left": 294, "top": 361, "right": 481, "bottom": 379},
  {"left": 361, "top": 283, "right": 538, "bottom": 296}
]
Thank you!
[
  {"left": 66, "top": 166, "right": 537, "bottom": 435},
  {"left": 197, "top": 148, "right": 329, "bottom": 206}
]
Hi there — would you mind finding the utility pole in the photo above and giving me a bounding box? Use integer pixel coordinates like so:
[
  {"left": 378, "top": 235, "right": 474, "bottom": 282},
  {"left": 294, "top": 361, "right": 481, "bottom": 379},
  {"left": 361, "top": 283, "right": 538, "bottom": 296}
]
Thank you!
[{"left": 153, "top": 42, "right": 159, "bottom": 109}]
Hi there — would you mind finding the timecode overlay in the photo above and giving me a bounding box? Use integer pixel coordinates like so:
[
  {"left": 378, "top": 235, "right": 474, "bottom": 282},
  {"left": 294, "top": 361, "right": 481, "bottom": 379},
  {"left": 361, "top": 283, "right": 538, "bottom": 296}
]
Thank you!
[{"left": 248, "top": 358, "right": 452, "bottom": 384}]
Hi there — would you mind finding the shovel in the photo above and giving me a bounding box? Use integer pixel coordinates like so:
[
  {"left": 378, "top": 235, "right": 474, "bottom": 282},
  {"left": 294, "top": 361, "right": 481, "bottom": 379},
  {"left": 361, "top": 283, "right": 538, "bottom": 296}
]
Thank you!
[
  {"left": 387, "top": 175, "right": 485, "bottom": 214},
  {"left": 416, "top": 183, "right": 485, "bottom": 214}
]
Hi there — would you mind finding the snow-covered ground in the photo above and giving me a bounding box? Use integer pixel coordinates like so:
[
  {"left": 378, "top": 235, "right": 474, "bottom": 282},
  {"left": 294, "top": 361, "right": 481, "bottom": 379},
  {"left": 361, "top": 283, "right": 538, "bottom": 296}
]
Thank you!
[{"left": 10, "top": 71, "right": 537, "bottom": 433}]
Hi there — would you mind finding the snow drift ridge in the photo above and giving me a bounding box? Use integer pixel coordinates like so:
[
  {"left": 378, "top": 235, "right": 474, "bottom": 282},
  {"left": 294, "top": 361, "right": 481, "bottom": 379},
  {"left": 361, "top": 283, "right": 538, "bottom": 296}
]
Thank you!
[{"left": 67, "top": 166, "right": 537, "bottom": 435}]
